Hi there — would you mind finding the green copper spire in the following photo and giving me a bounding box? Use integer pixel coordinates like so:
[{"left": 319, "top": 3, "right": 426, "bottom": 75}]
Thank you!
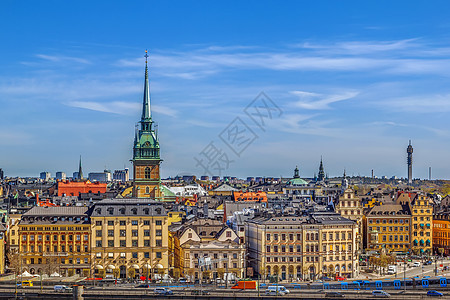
[
  {"left": 133, "top": 51, "right": 160, "bottom": 161},
  {"left": 141, "top": 50, "right": 151, "bottom": 123}
]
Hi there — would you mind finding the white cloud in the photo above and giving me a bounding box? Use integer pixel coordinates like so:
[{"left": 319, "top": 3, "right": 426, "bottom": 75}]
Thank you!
[
  {"left": 66, "top": 100, "right": 177, "bottom": 117},
  {"left": 36, "top": 54, "right": 91, "bottom": 65},
  {"left": 291, "top": 91, "right": 359, "bottom": 110}
]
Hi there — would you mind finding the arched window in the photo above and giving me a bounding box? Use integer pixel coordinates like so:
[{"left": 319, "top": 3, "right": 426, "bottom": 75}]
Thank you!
[
  {"left": 145, "top": 167, "right": 151, "bottom": 179},
  {"left": 145, "top": 186, "right": 150, "bottom": 194},
  {"left": 306, "top": 233, "right": 310, "bottom": 240}
]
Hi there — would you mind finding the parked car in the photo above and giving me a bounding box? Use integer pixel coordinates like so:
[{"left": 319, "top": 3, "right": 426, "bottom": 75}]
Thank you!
[
  {"left": 413, "top": 262, "right": 421, "bottom": 267},
  {"left": 335, "top": 276, "right": 346, "bottom": 281},
  {"left": 427, "top": 290, "right": 444, "bottom": 297},
  {"left": 54, "top": 285, "right": 73, "bottom": 293},
  {"left": 135, "top": 284, "right": 151, "bottom": 288},
  {"left": 154, "top": 288, "right": 173, "bottom": 295},
  {"left": 265, "top": 285, "right": 290, "bottom": 296},
  {"left": 372, "top": 290, "right": 391, "bottom": 298},
  {"left": 17, "top": 280, "right": 33, "bottom": 287},
  {"left": 321, "top": 276, "right": 332, "bottom": 281},
  {"left": 191, "top": 290, "right": 210, "bottom": 295},
  {"left": 424, "top": 261, "right": 432, "bottom": 266},
  {"left": 178, "top": 278, "right": 188, "bottom": 283},
  {"left": 325, "top": 291, "right": 345, "bottom": 298}
]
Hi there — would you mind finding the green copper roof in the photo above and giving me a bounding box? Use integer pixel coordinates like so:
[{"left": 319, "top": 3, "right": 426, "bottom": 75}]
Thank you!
[
  {"left": 141, "top": 51, "right": 151, "bottom": 121},
  {"left": 288, "top": 177, "right": 308, "bottom": 186},
  {"left": 133, "top": 51, "right": 160, "bottom": 160}
]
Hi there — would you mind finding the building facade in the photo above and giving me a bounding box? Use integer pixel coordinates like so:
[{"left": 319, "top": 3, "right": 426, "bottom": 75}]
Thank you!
[
  {"left": 335, "top": 188, "right": 364, "bottom": 254},
  {"left": 18, "top": 207, "right": 91, "bottom": 276},
  {"left": 366, "top": 204, "right": 411, "bottom": 254},
  {"left": 89, "top": 199, "right": 168, "bottom": 279},
  {"left": 246, "top": 212, "right": 358, "bottom": 281},
  {"left": 170, "top": 218, "right": 245, "bottom": 281},
  {"left": 410, "top": 194, "right": 433, "bottom": 254},
  {"left": 433, "top": 210, "right": 450, "bottom": 256}
]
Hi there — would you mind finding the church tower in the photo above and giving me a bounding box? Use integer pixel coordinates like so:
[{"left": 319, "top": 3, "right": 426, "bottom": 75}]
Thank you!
[
  {"left": 317, "top": 157, "right": 325, "bottom": 182},
  {"left": 132, "top": 51, "right": 162, "bottom": 199}
]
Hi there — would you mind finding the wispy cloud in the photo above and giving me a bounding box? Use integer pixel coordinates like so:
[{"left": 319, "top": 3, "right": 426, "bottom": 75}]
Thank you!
[
  {"left": 377, "top": 94, "right": 450, "bottom": 113},
  {"left": 66, "top": 100, "right": 177, "bottom": 117},
  {"left": 36, "top": 54, "right": 91, "bottom": 65},
  {"left": 291, "top": 91, "right": 359, "bottom": 110},
  {"left": 114, "top": 39, "right": 450, "bottom": 80}
]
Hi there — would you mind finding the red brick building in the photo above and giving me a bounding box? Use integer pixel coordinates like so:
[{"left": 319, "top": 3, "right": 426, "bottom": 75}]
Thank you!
[{"left": 57, "top": 180, "right": 107, "bottom": 197}]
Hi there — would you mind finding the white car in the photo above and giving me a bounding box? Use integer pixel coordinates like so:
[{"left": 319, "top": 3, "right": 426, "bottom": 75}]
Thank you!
[
  {"left": 413, "top": 262, "right": 421, "bottom": 267},
  {"left": 54, "top": 285, "right": 73, "bottom": 293},
  {"left": 265, "top": 285, "right": 290, "bottom": 295}
]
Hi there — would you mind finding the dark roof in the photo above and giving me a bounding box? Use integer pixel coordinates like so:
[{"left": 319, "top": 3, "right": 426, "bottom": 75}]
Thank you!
[
  {"left": 20, "top": 206, "right": 89, "bottom": 225},
  {"left": 367, "top": 204, "right": 411, "bottom": 216},
  {"left": 247, "top": 211, "right": 355, "bottom": 226},
  {"left": 89, "top": 198, "right": 166, "bottom": 217}
]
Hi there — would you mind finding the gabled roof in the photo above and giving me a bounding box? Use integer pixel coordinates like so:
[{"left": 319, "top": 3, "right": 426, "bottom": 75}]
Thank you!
[{"left": 213, "top": 184, "right": 238, "bottom": 192}]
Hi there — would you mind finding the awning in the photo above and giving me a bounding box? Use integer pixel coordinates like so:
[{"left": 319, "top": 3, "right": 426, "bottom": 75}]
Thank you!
[
  {"left": 143, "top": 264, "right": 151, "bottom": 269},
  {"left": 95, "top": 265, "right": 104, "bottom": 270},
  {"left": 155, "top": 264, "right": 164, "bottom": 269},
  {"left": 131, "top": 264, "right": 140, "bottom": 269},
  {"left": 107, "top": 265, "right": 116, "bottom": 270}
]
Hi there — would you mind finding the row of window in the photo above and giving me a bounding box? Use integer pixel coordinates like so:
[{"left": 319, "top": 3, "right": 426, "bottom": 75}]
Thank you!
[
  {"left": 191, "top": 253, "right": 239, "bottom": 259},
  {"left": 96, "top": 229, "right": 162, "bottom": 237},
  {"left": 368, "top": 219, "right": 409, "bottom": 224},
  {"left": 266, "top": 244, "right": 353, "bottom": 253},
  {"left": 380, "top": 235, "right": 410, "bottom": 242},
  {"left": 95, "top": 220, "right": 162, "bottom": 226},
  {"left": 95, "top": 239, "right": 162, "bottom": 247},
  {"left": 369, "top": 226, "right": 409, "bottom": 232},
  {"left": 266, "top": 232, "right": 352, "bottom": 242},
  {"left": 26, "top": 257, "right": 89, "bottom": 265},
  {"left": 413, "top": 231, "right": 431, "bottom": 237},
  {"left": 96, "top": 251, "right": 162, "bottom": 259},
  {"left": 21, "top": 226, "right": 86, "bottom": 231},
  {"left": 24, "top": 244, "right": 89, "bottom": 253},
  {"left": 193, "top": 262, "right": 238, "bottom": 269},
  {"left": 22, "top": 234, "right": 88, "bottom": 242}
]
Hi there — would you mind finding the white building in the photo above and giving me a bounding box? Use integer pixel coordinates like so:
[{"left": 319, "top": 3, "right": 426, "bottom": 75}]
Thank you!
[{"left": 168, "top": 184, "right": 208, "bottom": 197}]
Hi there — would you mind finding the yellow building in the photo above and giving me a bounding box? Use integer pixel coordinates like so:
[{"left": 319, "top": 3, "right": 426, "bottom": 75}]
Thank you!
[
  {"left": 410, "top": 194, "right": 433, "bottom": 254},
  {"left": 335, "top": 188, "right": 364, "bottom": 253},
  {"left": 90, "top": 199, "right": 168, "bottom": 279},
  {"left": 366, "top": 204, "right": 411, "bottom": 254},
  {"left": 7, "top": 214, "right": 21, "bottom": 253},
  {"left": 0, "top": 224, "right": 6, "bottom": 274},
  {"left": 246, "top": 211, "right": 358, "bottom": 280},
  {"left": 18, "top": 207, "right": 91, "bottom": 276}
]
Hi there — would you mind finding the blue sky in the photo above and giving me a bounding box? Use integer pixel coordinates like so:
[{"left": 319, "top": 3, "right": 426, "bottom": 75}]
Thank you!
[{"left": 1, "top": 1, "right": 450, "bottom": 179}]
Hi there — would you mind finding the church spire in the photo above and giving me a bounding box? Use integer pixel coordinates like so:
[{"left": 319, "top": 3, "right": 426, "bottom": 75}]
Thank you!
[
  {"left": 141, "top": 50, "right": 152, "bottom": 123},
  {"left": 78, "top": 155, "right": 83, "bottom": 180},
  {"left": 317, "top": 156, "right": 325, "bottom": 181}
]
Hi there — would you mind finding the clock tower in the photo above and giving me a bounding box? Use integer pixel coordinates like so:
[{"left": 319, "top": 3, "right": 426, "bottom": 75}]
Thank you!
[{"left": 132, "top": 51, "right": 162, "bottom": 199}]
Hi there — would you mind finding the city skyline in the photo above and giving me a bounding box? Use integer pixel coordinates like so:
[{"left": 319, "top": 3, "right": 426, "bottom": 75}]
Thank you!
[{"left": 1, "top": 1, "right": 450, "bottom": 179}]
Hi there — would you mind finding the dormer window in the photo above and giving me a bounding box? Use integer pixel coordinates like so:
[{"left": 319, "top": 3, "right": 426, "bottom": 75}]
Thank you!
[
  {"left": 107, "top": 207, "right": 114, "bottom": 215},
  {"left": 144, "top": 208, "right": 149, "bottom": 215},
  {"left": 131, "top": 208, "right": 137, "bottom": 215},
  {"left": 120, "top": 208, "right": 125, "bottom": 215},
  {"left": 95, "top": 208, "right": 101, "bottom": 214}
]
